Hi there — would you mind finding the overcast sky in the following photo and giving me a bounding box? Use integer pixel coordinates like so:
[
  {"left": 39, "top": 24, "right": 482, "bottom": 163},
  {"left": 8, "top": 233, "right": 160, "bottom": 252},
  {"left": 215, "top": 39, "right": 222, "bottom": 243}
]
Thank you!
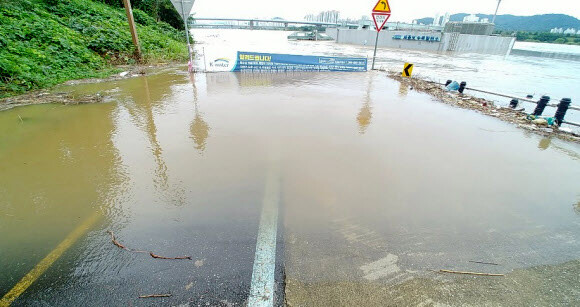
[{"left": 191, "top": 0, "right": 579, "bottom": 22}]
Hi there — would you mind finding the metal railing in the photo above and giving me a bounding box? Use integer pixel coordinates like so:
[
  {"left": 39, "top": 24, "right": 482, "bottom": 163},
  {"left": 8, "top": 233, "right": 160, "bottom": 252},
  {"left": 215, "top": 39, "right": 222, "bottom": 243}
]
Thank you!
[{"left": 425, "top": 80, "right": 580, "bottom": 128}]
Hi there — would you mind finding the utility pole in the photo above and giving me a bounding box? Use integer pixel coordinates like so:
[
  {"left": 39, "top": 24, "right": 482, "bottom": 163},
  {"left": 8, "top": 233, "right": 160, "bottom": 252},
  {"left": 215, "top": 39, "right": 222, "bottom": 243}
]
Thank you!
[
  {"left": 122, "top": 0, "right": 142, "bottom": 60},
  {"left": 492, "top": 0, "right": 502, "bottom": 24}
]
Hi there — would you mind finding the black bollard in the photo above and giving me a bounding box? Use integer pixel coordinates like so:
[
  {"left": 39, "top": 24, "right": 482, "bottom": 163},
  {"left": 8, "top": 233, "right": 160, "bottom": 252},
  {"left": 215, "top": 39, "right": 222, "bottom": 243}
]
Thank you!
[
  {"left": 445, "top": 80, "right": 452, "bottom": 86},
  {"left": 458, "top": 81, "right": 467, "bottom": 94},
  {"left": 554, "top": 98, "right": 572, "bottom": 126},
  {"left": 509, "top": 98, "right": 519, "bottom": 109},
  {"left": 532, "top": 96, "right": 550, "bottom": 116}
]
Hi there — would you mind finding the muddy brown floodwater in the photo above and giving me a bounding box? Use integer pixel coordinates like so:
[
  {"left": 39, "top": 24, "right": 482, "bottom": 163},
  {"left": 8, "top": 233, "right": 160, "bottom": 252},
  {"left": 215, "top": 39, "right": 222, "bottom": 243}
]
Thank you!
[{"left": 1, "top": 69, "right": 580, "bottom": 306}]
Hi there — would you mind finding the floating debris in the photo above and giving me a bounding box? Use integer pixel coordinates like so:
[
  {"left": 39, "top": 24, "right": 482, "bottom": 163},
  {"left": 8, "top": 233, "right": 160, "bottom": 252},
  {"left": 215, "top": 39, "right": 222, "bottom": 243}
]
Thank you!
[
  {"left": 139, "top": 294, "right": 172, "bottom": 298},
  {"left": 149, "top": 252, "right": 192, "bottom": 260},
  {"left": 0, "top": 91, "right": 105, "bottom": 111},
  {"left": 385, "top": 71, "right": 580, "bottom": 144},
  {"left": 107, "top": 230, "right": 191, "bottom": 260},
  {"left": 468, "top": 260, "right": 499, "bottom": 266},
  {"left": 439, "top": 269, "right": 504, "bottom": 277}
]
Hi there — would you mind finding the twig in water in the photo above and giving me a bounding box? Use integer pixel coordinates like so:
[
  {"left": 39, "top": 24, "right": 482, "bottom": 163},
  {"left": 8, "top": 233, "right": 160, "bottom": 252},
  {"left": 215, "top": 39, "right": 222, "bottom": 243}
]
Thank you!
[
  {"left": 139, "top": 294, "right": 172, "bottom": 298},
  {"left": 18, "top": 115, "right": 23, "bottom": 123},
  {"left": 107, "top": 230, "right": 191, "bottom": 259},
  {"left": 107, "top": 230, "right": 126, "bottom": 249},
  {"left": 150, "top": 252, "right": 192, "bottom": 260},
  {"left": 106, "top": 231, "right": 149, "bottom": 254},
  {"left": 469, "top": 260, "right": 499, "bottom": 266},
  {"left": 439, "top": 269, "right": 504, "bottom": 276}
]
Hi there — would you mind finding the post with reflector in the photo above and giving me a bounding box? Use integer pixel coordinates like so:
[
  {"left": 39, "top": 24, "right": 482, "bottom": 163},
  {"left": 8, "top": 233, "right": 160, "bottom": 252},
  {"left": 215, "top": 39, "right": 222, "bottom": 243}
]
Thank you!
[{"left": 370, "top": 0, "right": 391, "bottom": 70}]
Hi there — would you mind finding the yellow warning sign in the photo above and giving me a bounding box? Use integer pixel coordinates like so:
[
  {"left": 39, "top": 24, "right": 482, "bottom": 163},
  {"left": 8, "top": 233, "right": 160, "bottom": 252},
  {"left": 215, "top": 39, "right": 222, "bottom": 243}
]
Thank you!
[
  {"left": 372, "top": 0, "right": 391, "bottom": 13},
  {"left": 402, "top": 63, "right": 413, "bottom": 77}
]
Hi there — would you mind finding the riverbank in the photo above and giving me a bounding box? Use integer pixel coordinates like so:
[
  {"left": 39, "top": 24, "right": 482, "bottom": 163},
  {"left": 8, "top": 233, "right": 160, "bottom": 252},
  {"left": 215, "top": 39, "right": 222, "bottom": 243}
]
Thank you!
[
  {"left": 0, "top": 0, "right": 188, "bottom": 98},
  {"left": 0, "top": 64, "right": 186, "bottom": 112},
  {"left": 385, "top": 71, "right": 580, "bottom": 144}
]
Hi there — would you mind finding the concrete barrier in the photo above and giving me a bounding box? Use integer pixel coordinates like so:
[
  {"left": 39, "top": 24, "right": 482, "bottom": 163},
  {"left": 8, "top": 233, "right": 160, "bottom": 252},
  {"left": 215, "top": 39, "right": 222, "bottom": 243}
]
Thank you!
[
  {"left": 510, "top": 49, "right": 580, "bottom": 61},
  {"left": 326, "top": 28, "right": 515, "bottom": 55}
]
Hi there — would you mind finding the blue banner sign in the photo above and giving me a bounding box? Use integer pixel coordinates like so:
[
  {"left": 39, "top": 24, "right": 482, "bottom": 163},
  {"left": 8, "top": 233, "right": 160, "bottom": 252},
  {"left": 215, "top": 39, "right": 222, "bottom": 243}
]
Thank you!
[
  {"left": 231, "top": 51, "right": 367, "bottom": 72},
  {"left": 392, "top": 35, "right": 440, "bottom": 42}
]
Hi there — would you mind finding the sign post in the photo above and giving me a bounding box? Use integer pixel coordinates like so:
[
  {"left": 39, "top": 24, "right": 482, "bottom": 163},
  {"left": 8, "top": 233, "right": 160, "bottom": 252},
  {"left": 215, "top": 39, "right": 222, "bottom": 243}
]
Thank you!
[
  {"left": 170, "top": 0, "right": 196, "bottom": 71},
  {"left": 371, "top": 0, "right": 391, "bottom": 70}
]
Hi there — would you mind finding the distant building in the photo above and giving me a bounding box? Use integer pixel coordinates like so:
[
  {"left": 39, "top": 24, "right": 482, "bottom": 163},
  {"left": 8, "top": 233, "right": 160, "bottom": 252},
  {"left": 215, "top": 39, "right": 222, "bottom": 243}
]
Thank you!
[
  {"left": 463, "top": 14, "right": 480, "bottom": 23},
  {"left": 433, "top": 13, "right": 439, "bottom": 26},
  {"left": 358, "top": 19, "right": 372, "bottom": 30},
  {"left": 432, "top": 13, "right": 451, "bottom": 27},
  {"left": 550, "top": 27, "right": 564, "bottom": 34},
  {"left": 563, "top": 28, "right": 577, "bottom": 35},
  {"left": 444, "top": 22, "right": 495, "bottom": 35},
  {"left": 480, "top": 18, "right": 489, "bottom": 23},
  {"left": 442, "top": 13, "right": 451, "bottom": 26}
]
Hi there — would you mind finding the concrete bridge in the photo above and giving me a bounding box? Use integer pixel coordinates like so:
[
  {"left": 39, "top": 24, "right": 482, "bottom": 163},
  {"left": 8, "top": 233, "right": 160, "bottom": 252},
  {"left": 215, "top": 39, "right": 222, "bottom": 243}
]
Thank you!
[{"left": 189, "top": 17, "right": 359, "bottom": 30}]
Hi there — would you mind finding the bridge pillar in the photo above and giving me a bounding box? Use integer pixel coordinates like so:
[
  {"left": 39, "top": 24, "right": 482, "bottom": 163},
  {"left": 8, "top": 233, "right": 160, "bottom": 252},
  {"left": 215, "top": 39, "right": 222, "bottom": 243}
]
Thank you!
[
  {"left": 250, "top": 20, "right": 254, "bottom": 29},
  {"left": 284, "top": 23, "right": 288, "bottom": 30}
]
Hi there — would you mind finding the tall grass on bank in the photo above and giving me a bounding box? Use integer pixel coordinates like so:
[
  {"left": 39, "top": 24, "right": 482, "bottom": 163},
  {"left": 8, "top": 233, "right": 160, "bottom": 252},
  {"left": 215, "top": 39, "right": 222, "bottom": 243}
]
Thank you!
[{"left": 0, "top": 0, "right": 188, "bottom": 97}]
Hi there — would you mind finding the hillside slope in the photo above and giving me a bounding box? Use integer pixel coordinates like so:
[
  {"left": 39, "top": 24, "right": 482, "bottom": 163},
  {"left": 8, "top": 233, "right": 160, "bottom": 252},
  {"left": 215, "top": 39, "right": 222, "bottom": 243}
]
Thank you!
[
  {"left": 0, "top": 0, "right": 188, "bottom": 97},
  {"left": 416, "top": 13, "right": 580, "bottom": 32}
]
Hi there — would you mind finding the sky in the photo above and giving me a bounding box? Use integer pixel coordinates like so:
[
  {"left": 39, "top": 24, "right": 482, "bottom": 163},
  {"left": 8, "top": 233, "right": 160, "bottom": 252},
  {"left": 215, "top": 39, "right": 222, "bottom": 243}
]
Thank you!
[{"left": 190, "top": 0, "right": 580, "bottom": 22}]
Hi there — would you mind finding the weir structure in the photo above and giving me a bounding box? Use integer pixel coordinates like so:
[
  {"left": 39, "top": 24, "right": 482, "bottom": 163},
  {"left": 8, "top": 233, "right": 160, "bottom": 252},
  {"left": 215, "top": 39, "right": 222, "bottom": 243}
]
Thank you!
[{"left": 326, "top": 27, "right": 516, "bottom": 55}]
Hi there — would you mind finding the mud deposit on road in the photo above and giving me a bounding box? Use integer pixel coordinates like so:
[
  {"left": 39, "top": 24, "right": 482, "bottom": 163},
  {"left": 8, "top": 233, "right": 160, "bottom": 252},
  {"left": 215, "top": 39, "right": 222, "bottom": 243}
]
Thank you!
[
  {"left": 387, "top": 71, "right": 580, "bottom": 144},
  {"left": 286, "top": 259, "right": 580, "bottom": 306}
]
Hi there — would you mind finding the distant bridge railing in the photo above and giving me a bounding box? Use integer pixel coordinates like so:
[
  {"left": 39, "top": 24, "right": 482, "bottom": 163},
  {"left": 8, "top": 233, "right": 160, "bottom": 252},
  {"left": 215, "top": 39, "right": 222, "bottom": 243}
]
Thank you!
[{"left": 189, "top": 18, "right": 359, "bottom": 30}]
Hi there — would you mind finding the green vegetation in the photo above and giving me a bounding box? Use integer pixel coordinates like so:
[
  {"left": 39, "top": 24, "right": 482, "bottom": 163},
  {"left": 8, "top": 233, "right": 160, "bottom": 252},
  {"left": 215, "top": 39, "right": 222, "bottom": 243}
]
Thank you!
[
  {"left": 513, "top": 32, "right": 580, "bottom": 45},
  {"left": 0, "top": 0, "right": 188, "bottom": 98},
  {"left": 417, "top": 13, "right": 580, "bottom": 32},
  {"left": 97, "top": 0, "right": 185, "bottom": 31}
]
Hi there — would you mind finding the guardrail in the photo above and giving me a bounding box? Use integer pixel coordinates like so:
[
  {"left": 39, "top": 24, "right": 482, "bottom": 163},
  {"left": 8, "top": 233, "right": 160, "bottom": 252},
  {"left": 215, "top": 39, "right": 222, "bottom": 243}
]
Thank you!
[{"left": 427, "top": 80, "right": 580, "bottom": 128}]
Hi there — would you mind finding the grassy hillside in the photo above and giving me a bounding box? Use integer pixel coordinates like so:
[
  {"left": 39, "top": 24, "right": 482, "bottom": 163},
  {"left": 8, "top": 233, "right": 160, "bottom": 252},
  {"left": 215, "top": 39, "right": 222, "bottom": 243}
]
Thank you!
[
  {"left": 0, "top": 0, "right": 188, "bottom": 98},
  {"left": 416, "top": 14, "right": 580, "bottom": 32}
]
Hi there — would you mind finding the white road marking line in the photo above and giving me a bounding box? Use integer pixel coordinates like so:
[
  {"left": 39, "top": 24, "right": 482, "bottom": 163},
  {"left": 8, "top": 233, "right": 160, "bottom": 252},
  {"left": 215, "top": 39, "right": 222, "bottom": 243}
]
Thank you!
[{"left": 248, "top": 168, "right": 279, "bottom": 307}]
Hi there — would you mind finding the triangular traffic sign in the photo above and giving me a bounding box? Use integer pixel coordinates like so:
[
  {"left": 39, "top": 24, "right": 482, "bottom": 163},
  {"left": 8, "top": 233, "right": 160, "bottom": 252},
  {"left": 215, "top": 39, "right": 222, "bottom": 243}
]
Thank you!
[
  {"left": 170, "top": 0, "right": 196, "bottom": 22},
  {"left": 372, "top": 13, "right": 390, "bottom": 32},
  {"left": 372, "top": 0, "right": 391, "bottom": 13}
]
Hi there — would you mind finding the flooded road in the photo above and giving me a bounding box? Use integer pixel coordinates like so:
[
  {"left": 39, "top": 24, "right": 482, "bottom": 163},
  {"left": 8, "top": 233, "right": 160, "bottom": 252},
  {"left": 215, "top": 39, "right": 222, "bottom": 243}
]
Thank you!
[
  {"left": 1, "top": 31, "right": 580, "bottom": 306},
  {"left": 194, "top": 29, "right": 580, "bottom": 130}
]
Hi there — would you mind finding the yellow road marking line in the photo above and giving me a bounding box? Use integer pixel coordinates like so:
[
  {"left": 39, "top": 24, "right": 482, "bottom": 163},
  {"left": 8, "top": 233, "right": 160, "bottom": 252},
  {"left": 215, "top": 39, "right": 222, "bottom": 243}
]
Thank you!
[{"left": 0, "top": 211, "right": 101, "bottom": 306}]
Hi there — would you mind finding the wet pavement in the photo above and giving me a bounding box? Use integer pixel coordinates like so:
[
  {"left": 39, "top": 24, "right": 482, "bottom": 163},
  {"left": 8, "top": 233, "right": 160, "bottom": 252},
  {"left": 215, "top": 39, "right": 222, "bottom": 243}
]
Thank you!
[{"left": 1, "top": 69, "right": 580, "bottom": 306}]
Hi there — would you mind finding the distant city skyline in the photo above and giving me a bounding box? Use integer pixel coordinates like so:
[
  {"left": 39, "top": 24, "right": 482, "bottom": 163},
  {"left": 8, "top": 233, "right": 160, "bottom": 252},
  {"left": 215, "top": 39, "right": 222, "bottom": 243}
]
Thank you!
[{"left": 191, "top": 0, "right": 580, "bottom": 22}]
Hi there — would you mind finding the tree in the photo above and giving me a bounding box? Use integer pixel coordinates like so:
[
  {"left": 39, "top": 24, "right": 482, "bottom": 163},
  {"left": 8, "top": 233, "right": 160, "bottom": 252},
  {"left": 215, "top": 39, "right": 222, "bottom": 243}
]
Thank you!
[
  {"left": 554, "top": 37, "right": 567, "bottom": 43},
  {"left": 96, "top": 0, "right": 184, "bottom": 30}
]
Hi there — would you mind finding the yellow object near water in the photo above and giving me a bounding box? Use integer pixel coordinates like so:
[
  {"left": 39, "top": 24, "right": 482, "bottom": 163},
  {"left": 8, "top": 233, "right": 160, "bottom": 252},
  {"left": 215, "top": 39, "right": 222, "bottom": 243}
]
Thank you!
[
  {"left": 0, "top": 212, "right": 101, "bottom": 307},
  {"left": 402, "top": 63, "right": 414, "bottom": 77}
]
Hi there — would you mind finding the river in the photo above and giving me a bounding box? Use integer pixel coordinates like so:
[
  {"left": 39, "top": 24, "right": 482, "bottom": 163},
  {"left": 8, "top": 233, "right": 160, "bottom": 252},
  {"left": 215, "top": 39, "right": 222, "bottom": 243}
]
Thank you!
[
  {"left": 0, "top": 29, "right": 579, "bottom": 306},
  {"left": 193, "top": 29, "right": 580, "bottom": 130}
]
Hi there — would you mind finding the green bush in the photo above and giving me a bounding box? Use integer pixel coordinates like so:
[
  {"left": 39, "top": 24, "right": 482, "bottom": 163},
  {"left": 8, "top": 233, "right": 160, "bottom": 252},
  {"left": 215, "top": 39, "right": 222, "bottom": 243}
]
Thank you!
[
  {"left": 0, "top": 0, "right": 188, "bottom": 97},
  {"left": 554, "top": 38, "right": 567, "bottom": 44}
]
